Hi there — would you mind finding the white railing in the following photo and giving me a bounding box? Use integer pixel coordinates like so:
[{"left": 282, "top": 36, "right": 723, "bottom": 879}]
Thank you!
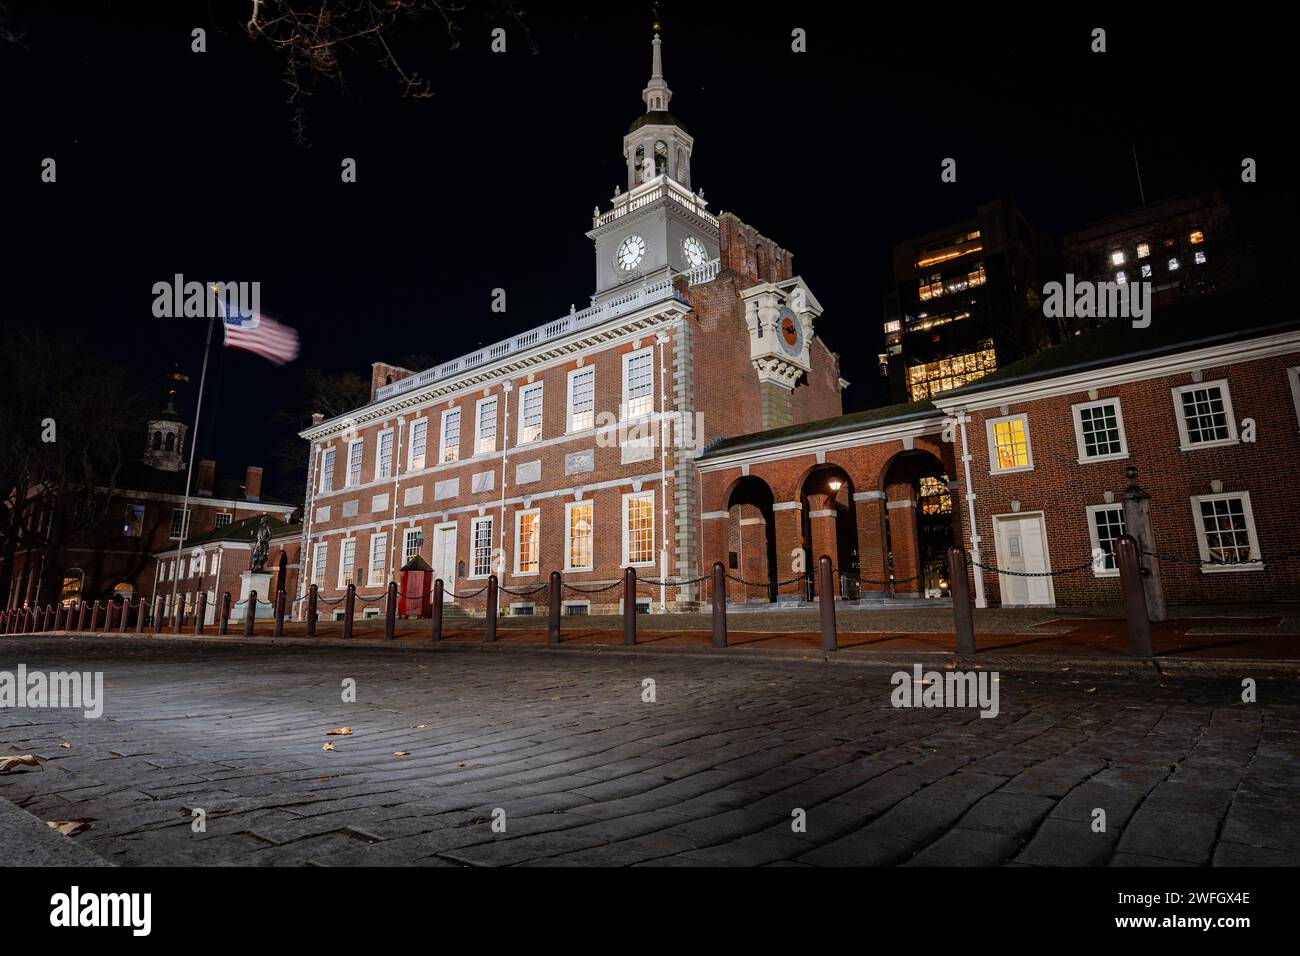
[
  {"left": 375, "top": 276, "right": 688, "bottom": 401},
  {"left": 593, "top": 176, "right": 718, "bottom": 230},
  {"left": 686, "top": 257, "right": 720, "bottom": 286}
]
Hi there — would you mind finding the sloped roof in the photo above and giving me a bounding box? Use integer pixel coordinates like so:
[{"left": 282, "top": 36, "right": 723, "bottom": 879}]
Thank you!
[
  {"left": 156, "top": 514, "right": 301, "bottom": 555},
  {"left": 699, "top": 400, "right": 939, "bottom": 459}
]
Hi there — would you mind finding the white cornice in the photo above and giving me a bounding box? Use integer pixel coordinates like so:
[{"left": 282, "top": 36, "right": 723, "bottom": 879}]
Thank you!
[{"left": 697, "top": 414, "right": 947, "bottom": 473}]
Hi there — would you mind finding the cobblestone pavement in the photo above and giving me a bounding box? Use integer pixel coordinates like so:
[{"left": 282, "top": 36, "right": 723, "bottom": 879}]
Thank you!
[{"left": 1, "top": 636, "right": 1298, "bottom": 866}]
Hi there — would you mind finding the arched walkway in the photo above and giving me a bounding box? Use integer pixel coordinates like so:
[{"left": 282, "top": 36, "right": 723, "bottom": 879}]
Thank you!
[{"left": 726, "top": 476, "right": 777, "bottom": 602}]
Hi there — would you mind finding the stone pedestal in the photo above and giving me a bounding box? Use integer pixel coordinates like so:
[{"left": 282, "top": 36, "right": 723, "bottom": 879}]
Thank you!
[{"left": 232, "top": 571, "right": 272, "bottom": 621}]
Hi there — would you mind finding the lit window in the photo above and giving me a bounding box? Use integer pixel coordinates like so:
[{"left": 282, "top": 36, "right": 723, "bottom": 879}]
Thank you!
[
  {"left": 123, "top": 504, "right": 145, "bottom": 537},
  {"left": 515, "top": 510, "right": 540, "bottom": 574},
  {"left": 568, "top": 366, "right": 595, "bottom": 432},
  {"left": 346, "top": 439, "right": 363, "bottom": 487},
  {"left": 376, "top": 429, "right": 394, "bottom": 480},
  {"left": 1136, "top": 242, "right": 1150, "bottom": 259},
  {"left": 1192, "top": 493, "right": 1261, "bottom": 571},
  {"left": 470, "top": 517, "right": 494, "bottom": 578},
  {"left": 475, "top": 396, "right": 498, "bottom": 455},
  {"left": 566, "top": 501, "right": 594, "bottom": 571},
  {"left": 623, "top": 349, "right": 654, "bottom": 418},
  {"left": 408, "top": 418, "right": 428, "bottom": 470},
  {"left": 1072, "top": 399, "right": 1127, "bottom": 462},
  {"left": 311, "top": 543, "right": 327, "bottom": 586},
  {"left": 338, "top": 538, "right": 356, "bottom": 588},
  {"left": 368, "top": 533, "right": 387, "bottom": 586},
  {"left": 622, "top": 492, "right": 656, "bottom": 566},
  {"left": 1190, "top": 230, "right": 1204, "bottom": 244},
  {"left": 214, "top": 512, "right": 232, "bottom": 529},
  {"left": 987, "top": 414, "right": 1032, "bottom": 472},
  {"left": 403, "top": 527, "right": 423, "bottom": 565},
  {"left": 1173, "top": 380, "right": 1237, "bottom": 449},
  {"left": 1140, "top": 264, "right": 1152, "bottom": 278},
  {"left": 517, "top": 382, "right": 543, "bottom": 445},
  {"left": 1168, "top": 258, "right": 1180, "bottom": 271},
  {"left": 905, "top": 340, "right": 997, "bottom": 401},
  {"left": 170, "top": 508, "right": 190, "bottom": 540},
  {"left": 1116, "top": 271, "right": 1127, "bottom": 284},
  {"left": 1194, "top": 251, "right": 1207, "bottom": 265},
  {"left": 1086, "top": 505, "right": 1125, "bottom": 576},
  {"left": 1111, "top": 251, "right": 1126, "bottom": 266},
  {"left": 319, "top": 446, "right": 336, "bottom": 493},
  {"left": 440, "top": 407, "right": 461, "bottom": 463}
]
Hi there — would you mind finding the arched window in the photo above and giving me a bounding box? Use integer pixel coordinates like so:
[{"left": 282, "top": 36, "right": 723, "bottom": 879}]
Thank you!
[
  {"left": 676, "top": 147, "right": 688, "bottom": 183},
  {"left": 152, "top": 431, "right": 162, "bottom": 450},
  {"left": 755, "top": 244, "right": 767, "bottom": 281},
  {"left": 634, "top": 145, "right": 645, "bottom": 184},
  {"left": 61, "top": 568, "right": 83, "bottom": 606},
  {"left": 654, "top": 141, "right": 668, "bottom": 177},
  {"left": 165, "top": 433, "right": 175, "bottom": 452}
]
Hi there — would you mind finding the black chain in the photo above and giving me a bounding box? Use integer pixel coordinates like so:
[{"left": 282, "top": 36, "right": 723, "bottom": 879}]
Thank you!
[
  {"left": 1143, "top": 547, "right": 1300, "bottom": 568},
  {"left": 562, "top": 581, "right": 624, "bottom": 594},
  {"left": 498, "top": 583, "right": 549, "bottom": 596},
  {"left": 444, "top": 584, "right": 488, "bottom": 599},
  {"left": 637, "top": 574, "right": 709, "bottom": 587},
  {"left": 835, "top": 569, "right": 921, "bottom": 586},
  {"left": 969, "top": 558, "right": 1097, "bottom": 577}
]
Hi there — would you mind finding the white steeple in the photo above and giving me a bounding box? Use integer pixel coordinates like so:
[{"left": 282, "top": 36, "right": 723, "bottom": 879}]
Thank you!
[{"left": 641, "top": 24, "right": 671, "bottom": 113}]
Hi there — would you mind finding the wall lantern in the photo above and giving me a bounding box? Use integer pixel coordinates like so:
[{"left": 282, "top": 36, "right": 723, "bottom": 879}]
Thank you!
[{"left": 828, "top": 478, "right": 843, "bottom": 493}]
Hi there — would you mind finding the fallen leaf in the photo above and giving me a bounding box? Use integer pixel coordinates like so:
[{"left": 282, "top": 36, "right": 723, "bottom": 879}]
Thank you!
[
  {"left": 47, "top": 818, "right": 94, "bottom": 836},
  {"left": 325, "top": 727, "right": 352, "bottom": 736},
  {"left": 0, "top": 754, "right": 43, "bottom": 773},
  {"left": 60, "top": 742, "right": 72, "bottom": 749},
  {"left": 1086, "top": 687, "right": 1098, "bottom": 693},
  {"left": 413, "top": 723, "right": 427, "bottom": 730},
  {"left": 393, "top": 751, "right": 410, "bottom": 757},
  {"left": 322, "top": 742, "right": 335, "bottom": 751}
]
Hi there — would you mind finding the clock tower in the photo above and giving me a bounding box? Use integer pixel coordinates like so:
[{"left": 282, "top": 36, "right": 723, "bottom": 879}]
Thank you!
[{"left": 588, "top": 26, "right": 720, "bottom": 304}]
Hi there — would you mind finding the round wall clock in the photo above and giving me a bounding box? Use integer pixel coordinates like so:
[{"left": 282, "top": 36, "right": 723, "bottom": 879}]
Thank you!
[
  {"left": 777, "top": 305, "right": 803, "bottom": 355},
  {"left": 682, "top": 236, "right": 707, "bottom": 268},
  {"left": 615, "top": 234, "right": 647, "bottom": 271}
]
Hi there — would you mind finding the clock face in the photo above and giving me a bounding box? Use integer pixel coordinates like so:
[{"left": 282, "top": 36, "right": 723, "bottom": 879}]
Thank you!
[
  {"left": 777, "top": 305, "right": 803, "bottom": 354},
  {"left": 682, "top": 236, "right": 707, "bottom": 268},
  {"left": 615, "top": 234, "right": 647, "bottom": 272}
]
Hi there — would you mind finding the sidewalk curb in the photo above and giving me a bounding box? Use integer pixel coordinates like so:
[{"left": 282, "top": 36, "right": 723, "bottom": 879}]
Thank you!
[
  {"left": 8, "top": 629, "right": 1300, "bottom": 680},
  {"left": 0, "top": 795, "right": 112, "bottom": 867}
]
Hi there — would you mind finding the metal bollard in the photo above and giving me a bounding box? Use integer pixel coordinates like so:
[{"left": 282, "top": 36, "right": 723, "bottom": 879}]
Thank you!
[
  {"left": 1116, "top": 534, "right": 1154, "bottom": 658},
  {"left": 92, "top": 600, "right": 103, "bottom": 632},
  {"left": 623, "top": 566, "right": 636, "bottom": 646},
  {"left": 306, "top": 584, "right": 318, "bottom": 638},
  {"left": 711, "top": 561, "right": 727, "bottom": 648},
  {"left": 343, "top": 584, "right": 355, "bottom": 639},
  {"left": 274, "top": 589, "right": 286, "bottom": 637},
  {"left": 219, "top": 592, "right": 231, "bottom": 635},
  {"left": 431, "top": 579, "right": 443, "bottom": 642},
  {"left": 244, "top": 591, "right": 257, "bottom": 637},
  {"left": 174, "top": 596, "right": 184, "bottom": 634},
  {"left": 135, "top": 598, "right": 145, "bottom": 635},
  {"left": 120, "top": 598, "right": 130, "bottom": 633},
  {"left": 817, "top": 555, "right": 838, "bottom": 652},
  {"left": 947, "top": 547, "right": 977, "bottom": 654},
  {"left": 384, "top": 581, "right": 397, "bottom": 640},
  {"left": 153, "top": 596, "right": 165, "bottom": 634},
  {"left": 547, "top": 571, "right": 561, "bottom": 645},
  {"left": 484, "top": 575, "right": 498, "bottom": 642},
  {"left": 195, "top": 592, "right": 207, "bottom": 636}
]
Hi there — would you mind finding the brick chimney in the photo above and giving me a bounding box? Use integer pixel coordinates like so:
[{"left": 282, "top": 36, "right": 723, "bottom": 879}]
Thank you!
[
  {"left": 311, "top": 412, "right": 324, "bottom": 426},
  {"left": 196, "top": 459, "right": 216, "bottom": 496},
  {"left": 244, "top": 466, "right": 263, "bottom": 502}
]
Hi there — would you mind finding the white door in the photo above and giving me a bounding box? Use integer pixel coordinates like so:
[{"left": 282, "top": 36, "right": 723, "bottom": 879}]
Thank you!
[
  {"left": 995, "top": 514, "right": 1054, "bottom": 606},
  {"left": 431, "top": 524, "right": 458, "bottom": 602}
]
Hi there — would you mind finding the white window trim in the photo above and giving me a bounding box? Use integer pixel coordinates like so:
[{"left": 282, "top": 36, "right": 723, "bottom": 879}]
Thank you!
[
  {"left": 214, "top": 511, "right": 233, "bottom": 528},
  {"left": 1084, "top": 504, "right": 1125, "bottom": 578},
  {"left": 508, "top": 602, "right": 536, "bottom": 616},
  {"left": 169, "top": 508, "right": 191, "bottom": 541},
  {"left": 402, "top": 526, "right": 423, "bottom": 566},
  {"left": 513, "top": 508, "right": 541, "bottom": 576},
  {"left": 439, "top": 407, "right": 461, "bottom": 464},
  {"left": 319, "top": 446, "right": 336, "bottom": 493},
  {"left": 1288, "top": 367, "right": 1300, "bottom": 432},
  {"left": 1071, "top": 398, "right": 1129, "bottom": 464},
  {"left": 345, "top": 439, "right": 364, "bottom": 487},
  {"left": 567, "top": 365, "right": 596, "bottom": 434},
  {"left": 337, "top": 538, "right": 357, "bottom": 588},
  {"left": 985, "top": 413, "right": 1034, "bottom": 474},
  {"left": 621, "top": 490, "right": 656, "bottom": 568},
  {"left": 561, "top": 600, "right": 590, "bottom": 615},
  {"left": 368, "top": 532, "right": 388, "bottom": 587},
  {"left": 564, "top": 500, "right": 595, "bottom": 571},
  {"left": 475, "top": 396, "right": 498, "bottom": 456},
  {"left": 374, "top": 427, "right": 395, "bottom": 481},
  {"left": 469, "top": 516, "right": 494, "bottom": 580},
  {"left": 311, "top": 542, "right": 328, "bottom": 587},
  {"left": 407, "top": 417, "right": 429, "bottom": 471},
  {"left": 1172, "top": 379, "right": 1238, "bottom": 451},
  {"left": 621, "top": 346, "right": 655, "bottom": 420},
  {"left": 516, "top": 382, "right": 544, "bottom": 446},
  {"left": 1190, "top": 491, "right": 1263, "bottom": 574}
]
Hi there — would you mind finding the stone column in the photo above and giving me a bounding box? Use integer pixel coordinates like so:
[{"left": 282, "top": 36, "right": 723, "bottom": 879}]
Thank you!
[
  {"left": 772, "top": 502, "right": 806, "bottom": 601},
  {"left": 854, "top": 491, "right": 889, "bottom": 601},
  {"left": 885, "top": 483, "right": 921, "bottom": 598}
]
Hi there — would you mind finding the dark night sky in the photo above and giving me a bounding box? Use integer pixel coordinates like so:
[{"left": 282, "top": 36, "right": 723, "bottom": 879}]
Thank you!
[{"left": 1, "top": 2, "right": 1293, "bottom": 500}]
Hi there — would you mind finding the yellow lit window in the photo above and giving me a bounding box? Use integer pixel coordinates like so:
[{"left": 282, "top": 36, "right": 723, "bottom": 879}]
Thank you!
[
  {"left": 1190, "top": 230, "right": 1204, "bottom": 244},
  {"left": 567, "top": 502, "right": 593, "bottom": 571},
  {"left": 623, "top": 493, "right": 655, "bottom": 565},
  {"left": 991, "top": 417, "right": 1030, "bottom": 471},
  {"left": 1136, "top": 242, "right": 1150, "bottom": 259},
  {"left": 515, "top": 511, "right": 539, "bottom": 574}
]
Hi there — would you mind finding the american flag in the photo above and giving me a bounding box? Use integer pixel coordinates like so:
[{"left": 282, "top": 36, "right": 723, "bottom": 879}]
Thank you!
[{"left": 222, "top": 301, "right": 300, "bottom": 365}]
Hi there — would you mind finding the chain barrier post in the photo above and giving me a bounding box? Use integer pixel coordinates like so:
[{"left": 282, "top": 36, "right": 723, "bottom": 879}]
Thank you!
[
  {"left": 275, "top": 589, "right": 287, "bottom": 638},
  {"left": 384, "top": 581, "right": 397, "bottom": 640},
  {"left": 711, "top": 561, "right": 727, "bottom": 648},
  {"left": 219, "top": 592, "right": 231, "bottom": 635},
  {"left": 195, "top": 592, "right": 207, "bottom": 636},
  {"left": 306, "top": 584, "right": 318, "bottom": 637},
  {"left": 173, "top": 596, "right": 184, "bottom": 634},
  {"left": 431, "top": 579, "right": 443, "bottom": 642},
  {"left": 623, "top": 567, "right": 637, "bottom": 645},
  {"left": 818, "top": 556, "right": 838, "bottom": 652},
  {"left": 1116, "top": 534, "right": 1154, "bottom": 657},
  {"left": 948, "top": 547, "right": 977, "bottom": 654},
  {"left": 135, "top": 598, "right": 145, "bottom": 634},
  {"left": 343, "top": 584, "right": 356, "bottom": 639},
  {"left": 242, "top": 591, "right": 256, "bottom": 637},
  {"left": 485, "top": 575, "right": 498, "bottom": 642},
  {"left": 42, "top": 604, "right": 53, "bottom": 632},
  {"left": 547, "top": 571, "right": 562, "bottom": 645},
  {"left": 153, "top": 596, "right": 164, "bottom": 634}
]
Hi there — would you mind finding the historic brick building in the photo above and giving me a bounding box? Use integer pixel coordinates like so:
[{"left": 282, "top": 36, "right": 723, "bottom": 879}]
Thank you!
[{"left": 296, "top": 30, "right": 843, "bottom": 617}]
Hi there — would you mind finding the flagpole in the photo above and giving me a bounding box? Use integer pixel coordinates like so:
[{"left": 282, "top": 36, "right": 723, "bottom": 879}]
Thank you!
[{"left": 168, "top": 305, "right": 217, "bottom": 623}]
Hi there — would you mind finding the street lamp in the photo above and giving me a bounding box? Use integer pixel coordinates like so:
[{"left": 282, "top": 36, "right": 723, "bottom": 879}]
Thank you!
[{"left": 828, "top": 478, "right": 842, "bottom": 493}]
